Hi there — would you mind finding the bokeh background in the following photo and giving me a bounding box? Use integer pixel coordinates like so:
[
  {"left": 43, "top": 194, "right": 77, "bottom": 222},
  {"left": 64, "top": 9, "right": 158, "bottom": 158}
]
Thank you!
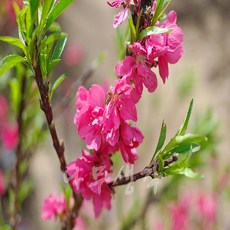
[{"left": 1, "top": 0, "right": 230, "bottom": 229}]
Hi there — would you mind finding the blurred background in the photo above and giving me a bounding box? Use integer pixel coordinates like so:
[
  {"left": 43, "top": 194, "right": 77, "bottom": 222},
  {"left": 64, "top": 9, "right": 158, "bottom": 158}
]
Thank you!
[{"left": 1, "top": 0, "right": 230, "bottom": 229}]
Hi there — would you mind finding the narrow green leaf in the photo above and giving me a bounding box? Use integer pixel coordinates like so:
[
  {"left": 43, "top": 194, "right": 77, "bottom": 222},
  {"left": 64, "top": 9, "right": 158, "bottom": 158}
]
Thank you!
[
  {"left": 50, "top": 74, "right": 67, "bottom": 99},
  {"left": 51, "top": 36, "right": 67, "bottom": 61},
  {"left": 138, "top": 26, "right": 172, "bottom": 40},
  {"left": 179, "top": 168, "right": 204, "bottom": 179},
  {"left": 177, "top": 99, "right": 194, "bottom": 135},
  {"left": 152, "top": 121, "right": 167, "bottom": 161},
  {"left": 46, "top": 0, "right": 74, "bottom": 30},
  {"left": 30, "top": 0, "right": 40, "bottom": 18},
  {"left": 39, "top": 32, "right": 66, "bottom": 51},
  {"left": 128, "top": 17, "right": 136, "bottom": 43},
  {"left": 40, "top": 0, "right": 56, "bottom": 31},
  {"left": 151, "top": 0, "right": 165, "bottom": 25},
  {"left": 0, "top": 55, "right": 26, "bottom": 77},
  {"left": 47, "top": 59, "right": 61, "bottom": 74},
  {"left": 0, "top": 36, "right": 26, "bottom": 54}
]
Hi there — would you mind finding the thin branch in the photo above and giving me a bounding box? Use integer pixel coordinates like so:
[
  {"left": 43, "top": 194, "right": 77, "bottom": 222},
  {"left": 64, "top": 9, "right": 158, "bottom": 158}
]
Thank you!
[
  {"left": 11, "top": 74, "right": 27, "bottom": 230},
  {"left": 33, "top": 46, "right": 83, "bottom": 228},
  {"left": 33, "top": 63, "right": 67, "bottom": 172},
  {"left": 109, "top": 154, "right": 178, "bottom": 188}
]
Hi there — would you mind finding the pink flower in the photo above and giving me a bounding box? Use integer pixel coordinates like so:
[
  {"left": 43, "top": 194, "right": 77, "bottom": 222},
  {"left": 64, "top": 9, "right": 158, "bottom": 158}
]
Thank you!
[
  {"left": 108, "top": 0, "right": 129, "bottom": 28},
  {"left": 170, "top": 196, "right": 189, "bottom": 230},
  {"left": 74, "top": 85, "right": 106, "bottom": 151},
  {"left": 41, "top": 194, "right": 67, "bottom": 220},
  {"left": 66, "top": 150, "right": 112, "bottom": 217},
  {"left": 104, "top": 79, "right": 137, "bottom": 145},
  {"left": 63, "top": 43, "right": 83, "bottom": 66},
  {"left": 115, "top": 42, "right": 158, "bottom": 98},
  {"left": 113, "top": 7, "right": 129, "bottom": 28},
  {"left": 0, "top": 169, "right": 6, "bottom": 196},
  {"left": 146, "top": 11, "right": 183, "bottom": 83},
  {"left": 197, "top": 193, "right": 217, "bottom": 222},
  {"left": 118, "top": 122, "right": 144, "bottom": 163},
  {"left": 1, "top": 123, "right": 18, "bottom": 150},
  {"left": 74, "top": 217, "right": 86, "bottom": 230}
]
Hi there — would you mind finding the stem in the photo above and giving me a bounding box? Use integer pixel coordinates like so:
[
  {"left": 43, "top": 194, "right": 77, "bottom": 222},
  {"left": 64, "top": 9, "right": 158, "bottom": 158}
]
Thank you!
[
  {"left": 109, "top": 154, "right": 178, "bottom": 187},
  {"left": 33, "top": 62, "right": 67, "bottom": 172},
  {"left": 32, "top": 46, "right": 83, "bottom": 228},
  {"left": 11, "top": 74, "right": 27, "bottom": 230}
]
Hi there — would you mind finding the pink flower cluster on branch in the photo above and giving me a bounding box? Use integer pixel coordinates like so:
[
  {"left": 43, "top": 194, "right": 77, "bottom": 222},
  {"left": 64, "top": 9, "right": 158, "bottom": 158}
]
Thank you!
[{"left": 67, "top": 0, "right": 184, "bottom": 218}]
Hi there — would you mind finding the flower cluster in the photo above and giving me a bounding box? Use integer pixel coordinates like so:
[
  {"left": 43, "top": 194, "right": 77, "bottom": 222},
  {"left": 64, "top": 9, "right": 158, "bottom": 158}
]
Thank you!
[
  {"left": 41, "top": 194, "right": 86, "bottom": 229},
  {"left": 0, "top": 95, "right": 18, "bottom": 150},
  {"left": 67, "top": 0, "right": 183, "bottom": 218},
  {"left": 41, "top": 194, "right": 67, "bottom": 220}
]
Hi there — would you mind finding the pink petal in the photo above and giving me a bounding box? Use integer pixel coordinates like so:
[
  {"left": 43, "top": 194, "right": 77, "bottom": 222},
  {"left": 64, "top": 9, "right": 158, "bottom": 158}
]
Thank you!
[
  {"left": 113, "top": 7, "right": 129, "bottom": 28},
  {"left": 158, "top": 56, "right": 169, "bottom": 83},
  {"left": 115, "top": 56, "right": 136, "bottom": 77}
]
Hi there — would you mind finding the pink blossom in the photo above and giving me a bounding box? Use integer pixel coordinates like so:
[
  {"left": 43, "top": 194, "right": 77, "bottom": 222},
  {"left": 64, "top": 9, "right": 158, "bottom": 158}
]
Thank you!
[
  {"left": 63, "top": 43, "right": 83, "bottom": 66},
  {"left": 115, "top": 42, "right": 158, "bottom": 97},
  {"left": 170, "top": 199, "right": 189, "bottom": 230},
  {"left": 1, "top": 123, "right": 18, "bottom": 150},
  {"left": 146, "top": 11, "right": 183, "bottom": 83},
  {"left": 113, "top": 7, "right": 129, "bottom": 28},
  {"left": 104, "top": 79, "right": 137, "bottom": 146},
  {"left": 41, "top": 194, "right": 67, "bottom": 220},
  {"left": 108, "top": 0, "right": 130, "bottom": 28},
  {"left": 119, "top": 122, "right": 144, "bottom": 163},
  {"left": 197, "top": 193, "right": 217, "bottom": 222},
  {"left": 74, "top": 216, "right": 86, "bottom": 230},
  {"left": 74, "top": 85, "right": 106, "bottom": 151},
  {"left": 66, "top": 150, "right": 112, "bottom": 217},
  {"left": 0, "top": 169, "right": 6, "bottom": 196}
]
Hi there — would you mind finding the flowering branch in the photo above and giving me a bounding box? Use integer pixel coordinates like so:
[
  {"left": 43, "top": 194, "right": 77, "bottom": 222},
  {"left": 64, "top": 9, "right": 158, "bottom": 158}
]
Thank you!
[{"left": 109, "top": 154, "right": 178, "bottom": 188}]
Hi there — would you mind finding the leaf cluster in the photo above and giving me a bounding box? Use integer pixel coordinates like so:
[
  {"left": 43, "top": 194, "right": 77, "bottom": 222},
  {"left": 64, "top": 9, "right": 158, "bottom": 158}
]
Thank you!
[{"left": 152, "top": 100, "right": 207, "bottom": 179}]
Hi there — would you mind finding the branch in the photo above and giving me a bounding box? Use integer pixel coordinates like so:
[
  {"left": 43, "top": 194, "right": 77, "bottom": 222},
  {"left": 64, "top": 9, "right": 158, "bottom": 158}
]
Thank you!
[
  {"left": 109, "top": 154, "right": 178, "bottom": 188},
  {"left": 33, "top": 63, "right": 67, "bottom": 172},
  {"left": 11, "top": 74, "right": 27, "bottom": 230}
]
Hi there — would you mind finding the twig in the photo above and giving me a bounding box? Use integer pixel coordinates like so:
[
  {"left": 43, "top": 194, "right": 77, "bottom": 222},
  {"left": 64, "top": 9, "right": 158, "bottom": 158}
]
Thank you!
[
  {"left": 33, "top": 46, "right": 83, "bottom": 228},
  {"left": 33, "top": 62, "right": 67, "bottom": 172},
  {"left": 109, "top": 154, "right": 178, "bottom": 188},
  {"left": 11, "top": 74, "right": 27, "bottom": 230}
]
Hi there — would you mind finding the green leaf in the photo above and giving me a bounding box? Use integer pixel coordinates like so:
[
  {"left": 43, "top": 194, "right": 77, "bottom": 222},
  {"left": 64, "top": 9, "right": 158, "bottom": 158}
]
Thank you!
[
  {"left": 0, "top": 36, "right": 26, "bottom": 54},
  {"left": 51, "top": 36, "right": 67, "bottom": 61},
  {"left": 151, "top": 0, "right": 165, "bottom": 25},
  {"left": 152, "top": 121, "right": 167, "bottom": 161},
  {"left": 46, "top": 0, "right": 74, "bottom": 30},
  {"left": 128, "top": 17, "right": 136, "bottom": 43},
  {"left": 50, "top": 73, "right": 67, "bottom": 99},
  {"left": 138, "top": 26, "right": 172, "bottom": 40},
  {"left": 30, "top": 0, "right": 40, "bottom": 18},
  {"left": 179, "top": 168, "right": 204, "bottom": 179},
  {"left": 39, "top": 32, "right": 66, "bottom": 51},
  {"left": 40, "top": 0, "right": 56, "bottom": 31},
  {"left": 48, "top": 59, "right": 61, "bottom": 75},
  {"left": 0, "top": 55, "right": 26, "bottom": 77},
  {"left": 177, "top": 99, "right": 193, "bottom": 135},
  {"left": 161, "top": 154, "right": 190, "bottom": 176}
]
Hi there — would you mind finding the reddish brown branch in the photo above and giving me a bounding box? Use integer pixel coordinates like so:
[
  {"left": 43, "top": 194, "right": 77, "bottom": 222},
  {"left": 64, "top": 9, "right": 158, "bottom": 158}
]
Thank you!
[
  {"left": 33, "top": 63, "right": 67, "bottom": 172},
  {"left": 109, "top": 154, "right": 178, "bottom": 188}
]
